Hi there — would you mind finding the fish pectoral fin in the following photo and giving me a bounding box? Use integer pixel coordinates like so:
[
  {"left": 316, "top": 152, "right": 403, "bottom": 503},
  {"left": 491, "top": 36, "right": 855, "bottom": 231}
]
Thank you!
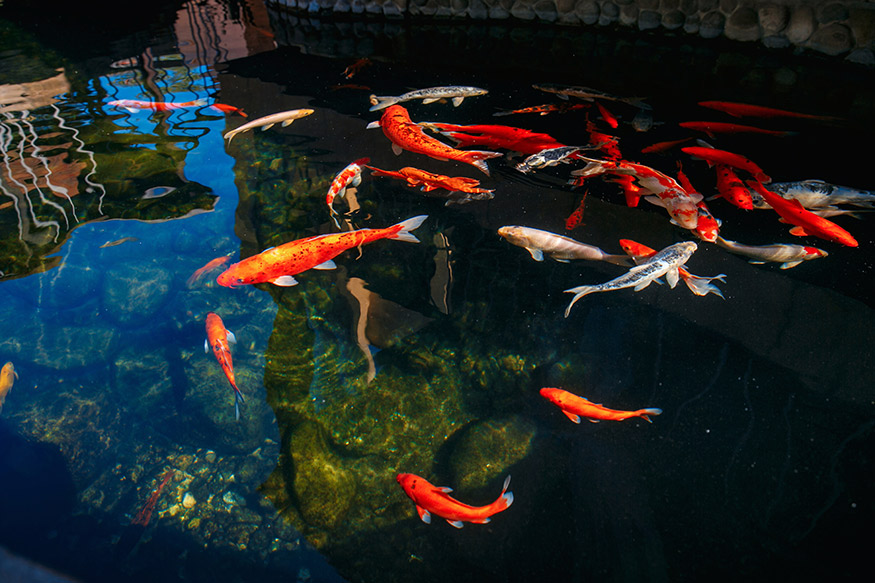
[
  {"left": 451, "top": 96, "right": 464, "bottom": 107},
  {"left": 587, "top": 419, "right": 600, "bottom": 423},
  {"left": 446, "top": 520, "right": 465, "bottom": 529},
  {"left": 281, "top": 119, "right": 295, "bottom": 126},
  {"left": 562, "top": 410, "right": 581, "bottom": 424},
  {"left": 391, "top": 144, "right": 404, "bottom": 156},
  {"left": 633, "top": 279, "right": 653, "bottom": 291},
  {"left": 416, "top": 506, "right": 431, "bottom": 524},
  {"left": 260, "top": 123, "right": 275, "bottom": 131},
  {"left": 470, "top": 517, "right": 491, "bottom": 524},
  {"left": 780, "top": 261, "right": 802, "bottom": 269},
  {"left": 271, "top": 275, "right": 299, "bottom": 286},
  {"left": 204, "top": 339, "right": 209, "bottom": 353},
  {"left": 526, "top": 248, "right": 545, "bottom": 261},
  {"left": 789, "top": 226, "right": 809, "bottom": 237},
  {"left": 666, "top": 268, "right": 680, "bottom": 288},
  {"left": 421, "top": 97, "right": 440, "bottom": 104},
  {"left": 226, "top": 330, "right": 237, "bottom": 344},
  {"left": 747, "top": 260, "right": 766, "bottom": 264},
  {"left": 313, "top": 260, "right": 337, "bottom": 270},
  {"left": 436, "top": 486, "right": 453, "bottom": 493}
]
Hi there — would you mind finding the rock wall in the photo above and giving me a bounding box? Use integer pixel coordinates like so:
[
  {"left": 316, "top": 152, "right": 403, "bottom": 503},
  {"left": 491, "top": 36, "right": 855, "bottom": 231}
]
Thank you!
[{"left": 266, "top": 0, "right": 875, "bottom": 64}]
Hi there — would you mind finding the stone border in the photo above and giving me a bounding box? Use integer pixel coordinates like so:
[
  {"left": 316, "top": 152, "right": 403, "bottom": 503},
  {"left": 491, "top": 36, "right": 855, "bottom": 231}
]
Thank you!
[{"left": 266, "top": 0, "right": 875, "bottom": 65}]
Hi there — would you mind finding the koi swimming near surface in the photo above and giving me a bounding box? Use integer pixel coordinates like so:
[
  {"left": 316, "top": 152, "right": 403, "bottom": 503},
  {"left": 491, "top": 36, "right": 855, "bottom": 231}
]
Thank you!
[
  {"left": 366, "top": 166, "right": 494, "bottom": 204},
  {"left": 396, "top": 473, "right": 513, "bottom": 529},
  {"left": 368, "top": 86, "right": 488, "bottom": 111},
  {"left": 753, "top": 180, "right": 875, "bottom": 210},
  {"left": 540, "top": 387, "right": 663, "bottom": 423},
  {"left": 222, "top": 109, "right": 314, "bottom": 142},
  {"left": 715, "top": 236, "right": 828, "bottom": 269},
  {"left": 326, "top": 157, "right": 370, "bottom": 215},
  {"left": 498, "top": 226, "right": 631, "bottom": 266},
  {"left": 420, "top": 122, "right": 566, "bottom": 155},
  {"left": 532, "top": 83, "right": 652, "bottom": 110},
  {"left": 619, "top": 238, "right": 725, "bottom": 298},
  {"left": 678, "top": 121, "right": 794, "bottom": 138}
]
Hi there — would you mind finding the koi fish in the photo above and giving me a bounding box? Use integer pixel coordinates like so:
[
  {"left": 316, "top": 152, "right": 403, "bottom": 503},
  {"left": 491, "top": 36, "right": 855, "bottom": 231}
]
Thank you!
[
  {"left": 565, "top": 191, "right": 589, "bottom": 230},
  {"left": 492, "top": 102, "right": 589, "bottom": 117},
  {"left": 532, "top": 83, "right": 652, "bottom": 110},
  {"left": 514, "top": 146, "right": 586, "bottom": 173},
  {"left": 698, "top": 100, "right": 842, "bottom": 121},
  {"left": 367, "top": 105, "right": 501, "bottom": 175},
  {"left": 540, "top": 387, "right": 662, "bottom": 423},
  {"left": 108, "top": 99, "right": 207, "bottom": 113},
  {"left": 564, "top": 241, "right": 698, "bottom": 316},
  {"left": 204, "top": 312, "right": 245, "bottom": 420},
  {"left": 99, "top": 237, "right": 139, "bottom": 248},
  {"left": 586, "top": 118, "right": 622, "bottom": 161},
  {"left": 714, "top": 164, "right": 754, "bottom": 210},
  {"left": 640, "top": 137, "right": 692, "bottom": 154},
  {"left": 498, "top": 226, "right": 631, "bottom": 267},
  {"left": 682, "top": 146, "right": 771, "bottom": 183},
  {"left": 715, "top": 236, "right": 828, "bottom": 269},
  {"left": 368, "top": 86, "right": 488, "bottom": 111},
  {"left": 187, "top": 255, "right": 232, "bottom": 288},
  {"left": 605, "top": 174, "right": 643, "bottom": 208},
  {"left": 679, "top": 121, "right": 794, "bottom": 138},
  {"left": 222, "top": 109, "right": 314, "bottom": 143},
  {"left": 366, "top": 166, "right": 494, "bottom": 203},
  {"left": 209, "top": 103, "right": 247, "bottom": 117},
  {"left": 131, "top": 469, "right": 175, "bottom": 527},
  {"left": 595, "top": 101, "right": 619, "bottom": 129},
  {"left": 757, "top": 180, "right": 875, "bottom": 210},
  {"left": 326, "top": 157, "right": 370, "bottom": 215},
  {"left": 619, "top": 238, "right": 725, "bottom": 298},
  {"left": 675, "top": 162, "right": 720, "bottom": 242},
  {"left": 217, "top": 215, "right": 428, "bottom": 287},
  {"left": 0, "top": 362, "right": 18, "bottom": 414},
  {"left": 396, "top": 473, "right": 513, "bottom": 529},
  {"left": 745, "top": 180, "right": 858, "bottom": 247},
  {"left": 342, "top": 57, "right": 372, "bottom": 79},
  {"left": 420, "top": 122, "right": 565, "bottom": 155}
]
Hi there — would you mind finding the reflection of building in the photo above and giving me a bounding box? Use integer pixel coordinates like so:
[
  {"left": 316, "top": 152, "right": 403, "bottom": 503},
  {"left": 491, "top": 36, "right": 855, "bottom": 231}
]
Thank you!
[
  {"left": 173, "top": 0, "right": 276, "bottom": 67},
  {"left": 0, "top": 69, "right": 71, "bottom": 114}
]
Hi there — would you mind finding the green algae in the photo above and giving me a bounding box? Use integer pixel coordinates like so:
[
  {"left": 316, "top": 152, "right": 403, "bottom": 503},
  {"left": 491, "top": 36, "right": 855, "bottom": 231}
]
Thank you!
[{"left": 447, "top": 416, "right": 537, "bottom": 491}]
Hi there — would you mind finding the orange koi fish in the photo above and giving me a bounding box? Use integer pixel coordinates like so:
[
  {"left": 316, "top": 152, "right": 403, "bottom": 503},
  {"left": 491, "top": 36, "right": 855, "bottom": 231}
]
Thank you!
[
  {"left": 492, "top": 102, "right": 589, "bottom": 117},
  {"left": 326, "top": 157, "right": 370, "bottom": 215},
  {"left": 396, "top": 473, "right": 513, "bottom": 529},
  {"left": 619, "top": 238, "right": 725, "bottom": 298},
  {"left": 421, "top": 122, "right": 565, "bottom": 155},
  {"left": 698, "top": 100, "right": 842, "bottom": 122},
  {"left": 595, "top": 101, "right": 619, "bottom": 129},
  {"left": 366, "top": 166, "right": 493, "bottom": 199},
  {"left": 0, "top": 362, "right": 18, "bottom": 414},
  {"left": 209, "top": 103, "right": 247, "bottom": 117},
  {"left": 186, "top": 255, "right": 232, "bottom": 288},
  {"left": 565, "top": 191, "right": 589, "bottom": 230},
  {"left": 367, "top": 105, "right": 502, "bottom": 175},
  {"left": 108, "top": 99, "right": 207, "bottom": 113},
  {"left": 217, "top": 215, "right": 428, "bottom": 287},
  {"left": 540, "top": 387, "right": 663, "bottom": 424},
  {"left": 746, "top": 180, "right": 858, "bottom": 247},
  {"left": 714, "top": 164, "right": 754, "bottom": 210},
  {"left": 640, "top": 137, "right": 693, "bottom": 154},
  {"left": 679, "top": 121, "right": 793, "bottom": 138},
  {"left": 682, "top": 146, "right": 771, "bottom": 183},
  {"left": 342, "top": 57, "right": 372, "bottom": 79},
  {"left": 205, "top": 312, "right": 245, "bottom": 420}
]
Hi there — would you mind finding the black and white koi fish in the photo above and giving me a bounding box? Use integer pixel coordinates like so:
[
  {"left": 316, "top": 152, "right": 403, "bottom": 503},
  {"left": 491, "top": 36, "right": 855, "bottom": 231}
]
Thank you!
[
  {"left": 564, "top": 241, "right": 698, "bottom": 317},
  {"left": 532, "top": 83, "right": 652, "bottom": 110},
  {"left": 751, "top": 179, "right": 875, "bottom": 210},
  {"left": 368, "top": 86, "right": 488, "bottom": 111}
]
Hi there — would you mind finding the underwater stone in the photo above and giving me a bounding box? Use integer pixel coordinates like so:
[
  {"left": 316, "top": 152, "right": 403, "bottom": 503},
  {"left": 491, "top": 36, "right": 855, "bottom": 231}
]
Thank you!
[
  {"left": 639, "top": 9, "right": 661, "bottom": 29},
  {"left": 849, "top": 6, "right": 875, "bottom": 47},
  {"left": 762, "top": 34, "right": 790, "bottom": 48},
  {"left": 619, "top": 4, "right": 638, "bottom": 26},
  {"left": 469, "top": 0, "right": 489, "bottom": 17},
  {"left": 786, "top": 5, "right": 816, "bottom": 43},
  {"left": 725, "top": 7, "right": 761, "bottom": 42},
  {"left": 699, "top": 10, "right": 725, "bottom": 38},
  {"left": 183, "top": 492, "right": 196, "bottom": 508},
  {"left": 662, "top": 9, "right": 685, "bottom": 29},
  {"left": 847, "top": 47, "right": 875, "bottom": 65},
  {"left": 510, "top": 0, "right": 536, "bottom": 19},
  {"left": 817, "top": 3, "right": 849, "bottom": 25},
  {"left": 575, "top": 0, "right": 599, "bottom": 24},
  {"left": 758, "top": 3, "right": 788, "bottom": 35},
  {"left": 102, "top": 262, "right": 174, "bottom": 327},
  {"left": 533, "top": 0, "right": 559, "bottom": 21},
  {"left": 448, "top": 416, "right": 537, "bottom": 491},
  {"left": 807, "top": 22, "right": 853, "bottom": 55}
]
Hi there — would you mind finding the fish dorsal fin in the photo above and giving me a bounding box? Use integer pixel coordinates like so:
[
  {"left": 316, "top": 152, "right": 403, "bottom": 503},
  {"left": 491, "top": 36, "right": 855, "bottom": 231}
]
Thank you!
[
  {"left": 527, "top": 248, "right": 545, "bottom": 261},
  {"left": 313, "top": 260, "right": 337, "bottom": 270},
  {"left": 562, "top": 410, "right": 581, "bottom": 424}
]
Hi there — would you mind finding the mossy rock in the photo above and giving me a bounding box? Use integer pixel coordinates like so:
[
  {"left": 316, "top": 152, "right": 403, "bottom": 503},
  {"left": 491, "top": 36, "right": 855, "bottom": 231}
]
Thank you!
[{"left": 448, "top": 415, "right": 537, "bottom": 491}]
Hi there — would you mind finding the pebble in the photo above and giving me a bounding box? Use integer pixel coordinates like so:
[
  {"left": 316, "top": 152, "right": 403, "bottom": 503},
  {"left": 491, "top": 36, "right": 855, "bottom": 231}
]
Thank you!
[{"left": 183, "top": 493, "right": 197, "bottom": 509}]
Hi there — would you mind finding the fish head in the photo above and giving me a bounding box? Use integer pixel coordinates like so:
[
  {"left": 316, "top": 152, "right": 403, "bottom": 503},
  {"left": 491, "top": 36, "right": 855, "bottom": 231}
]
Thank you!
[
  {"left": 216, "top": 265, "right": 245, "bottom": 288},
  {"left": 396, "top": 473, "right": 422, "bottom": 499},
  {"left": 539, "top": 387, "right": 566, "bottom": 406},
  {"left": 497, "top": 226, "right": 525, "bottom": 242}
]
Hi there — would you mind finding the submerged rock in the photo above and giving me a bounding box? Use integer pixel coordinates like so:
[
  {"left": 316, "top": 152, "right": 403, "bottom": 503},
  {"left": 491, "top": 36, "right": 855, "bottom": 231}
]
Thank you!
[{"left": 448, "top": 416, "right": 537, "bottom": 490}]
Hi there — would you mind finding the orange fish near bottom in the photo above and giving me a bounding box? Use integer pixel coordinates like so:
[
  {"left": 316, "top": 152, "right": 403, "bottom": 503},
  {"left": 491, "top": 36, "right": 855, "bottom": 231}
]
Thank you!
[
  {"left": 396, "top": 473, "right": 514, "bottom": 529},
  {"left": 540, "top": 387, "right": 662, "bottom": 423}
]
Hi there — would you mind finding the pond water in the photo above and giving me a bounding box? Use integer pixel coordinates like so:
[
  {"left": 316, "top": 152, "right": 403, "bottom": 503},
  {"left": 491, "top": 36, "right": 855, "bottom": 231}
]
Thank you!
[{"left": 1, "top": 2, "right": 873, "bottom": 583}]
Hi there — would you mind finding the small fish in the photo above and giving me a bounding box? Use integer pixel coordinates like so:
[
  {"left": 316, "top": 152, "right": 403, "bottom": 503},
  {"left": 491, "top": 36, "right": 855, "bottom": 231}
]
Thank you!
[
  {"left": 595, "top": 101, "right": 619, "bottom": 129},
  {"left": 204, "top": 312, "right": 245, "bottom": 421},
  {"left": 745, "top": 181, "right": 858, "bottom": 247},
  {"left": 682, "top": 145, "right": 771, "bottom": 183},
  {"left": 514, "top": 146, "right": 586, "bottom": 173},
  {"left": 396, "top": 473, "right": 513, "bottom": 529},
  {"left": 368, "top": 86, "right": 488, "bottom": 111},
  {"left": 217, "top": 215, "right": 428, "bottom": 287},
  {"left": 533, "top": 83, "right": 652, "bottom": 110},
  {"left": 679, "top": 121, "right": 794, "bottom": 138},
  {"left": 131, "top": 469, "right": 175, "bottom": 527},
  {"left": 99, "top": 237, "right": 139, "bottom": 248},
  {"left": 342, "top": 58, "right": 372, "bottom": 79},
  {"left": 187, "top": 255, "right": 232, "bottom": 288},
  {"left": 209, "top": 103, "right": 247, "bottom": 117},
  {"left": 366, "top": 165, "right": 494, "bottom": 203},
  {"left": 326, "top": 157, "right": 370, "bottom": 216},
  {"left": 620, "top": 238, "right": 725, "bottom": 298},
  {"left": 631, "top": 109, "right": 663, "bottom": 132},
  {"left": 222, "top": 109, "right": 314, "bottom": 143},
  {"left": 498, "top": 226, "right": 631, "bottom": 267},
  {"left": 367, "top": 105, "right": 501, "bottom": 175},
  {"left": 675, "top": 162, "right": 720, "bottom": 242},
  {"left": 564, "top": 241, "right": 698, "bottom": 316},
  {"left": 0, "top": 362, "right": 18, "bottom": 414},
  {"left": 759, "top": 180, "right": 875, "bottom": 210},
  {"left": 565, "top": 191, "right": 589, "bottom": 231},
  {"left": 540, "top": 387, "right": 662, "bottom": 423},
  {"left": 715, "top": 236, "right": 828, "bottom": 269},
  {"left": 108, "top": 99, "right": 207, "bottom": 113},
  {"left": 698, "top": 100, "right": 842, "bottom": 122},
  {"left": 493, "top": 102, "right": 588, "bottom": 117}
]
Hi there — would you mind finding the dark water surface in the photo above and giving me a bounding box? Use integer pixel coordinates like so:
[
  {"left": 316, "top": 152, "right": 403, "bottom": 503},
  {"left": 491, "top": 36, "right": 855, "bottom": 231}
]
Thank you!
[{"left": 1, "top": 2, "right": 873, "bottom": 582}]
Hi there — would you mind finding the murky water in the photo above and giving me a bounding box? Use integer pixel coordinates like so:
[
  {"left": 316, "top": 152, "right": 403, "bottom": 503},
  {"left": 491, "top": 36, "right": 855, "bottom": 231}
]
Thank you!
[{"left": 1, "top": 2, "right": 873, "bottom": 583}]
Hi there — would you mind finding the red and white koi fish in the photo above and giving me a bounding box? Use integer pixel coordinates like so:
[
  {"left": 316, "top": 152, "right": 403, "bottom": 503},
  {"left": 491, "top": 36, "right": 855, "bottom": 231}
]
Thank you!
[
  {"left": 682, "top": 146, "right": 771, "bottom": 183},
  {"left": 540, "top": 387, "right": 662, "bottom": 423},
  {"left": 420, "top": 122, "right": 565, "bottom": 155},
  {"left": 572, "top": 157, "right": 701, "bottom": 229},
  {"left": 492, "top": 102, "right": 588, "bottom": 117},
  {"left": 674, "top": 162, "right": 720, "bottom": 242},
  {"left": 498, "top": 226, "right": 631, "bottom": 267},
  {"left": 108, "top": 99, "right": 207, "bottom": 113},
  {"left": 745, "top": 180, "right": 858, "bottom": 247},
  {"left": 186, "top": 255, "right": 232, "bottom": 288},
  {"left": 698, "top": 100, "right": 842, "bottom": 122},
  {"left": 619, "top": 238, "right": 725, "bottom": 298},
  {"left": 715, "top": 236, "right": 828, "bottom": 269},
  {"left": 366, "top": 165, "right": 494, "bottom": 202},
  {"left": 714, "top": 164, "right": 754, "bottom": 210},
  {"left": 679, "top": 121, "right": 794, "bottom": 138},
  {"left": 205, "top": 312, "right": 245, "bottom": 421},
  {"left": 396, "top": 473, "right": 513, "bottom": 529},
  {"left": 223, "top": 109, "right": 314, "bottom": 143},
  {"left": 217, "top": 215, "right": 428, "bottom": 287},
  {"left": 367, "top": 105, "right": 502, "bottom": 175},
  {"left": 326, "top": 157, "right": 370, "bottom": 215}
]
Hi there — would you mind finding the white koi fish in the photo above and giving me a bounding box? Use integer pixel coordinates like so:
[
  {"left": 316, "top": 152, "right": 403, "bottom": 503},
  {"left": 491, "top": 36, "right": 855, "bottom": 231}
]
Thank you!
[
  {"left": 751, "top": 179, "right": 875, "bottom": 210},
  {"left": 223, "top": 108, "right": 314, "bottom": 142},
  {"left": 715, "top": 236, "right": 828, "bottom": 269},
  {"left": 564, "top": 241, "right": 698, "bottom": 317},
  {"left": 368, "top": 86, "right": 488, "bottom": 111},
  {"left": 498, "top": 226, "right": 631, "bottom": 267}
]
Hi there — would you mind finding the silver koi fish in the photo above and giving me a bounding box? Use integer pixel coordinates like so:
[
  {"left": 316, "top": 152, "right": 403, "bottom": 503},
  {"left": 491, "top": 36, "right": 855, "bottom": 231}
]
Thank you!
[
  {"left": 751, "top": 179, "right": 875, "bottom": 210},
  {"left": 715, "top": 236, "right": 828, "bottom": 269},
  {"left": 564, "top": 241, "right": 698, "bottom": 317},
  {"left": 514, "top": 146, "right": 585, "bottom": 173},
  {"left": 532, "top": 83, "right": 652, "bottom": 110},
  {"left": 498, "top": 226, "right": 631, "bottom": 267},
  {"left": 223, "top": 109, "right": 314, "bottom": 142},
  {"left": 368, "top": 86, "right": 488, "bottom": 111}
]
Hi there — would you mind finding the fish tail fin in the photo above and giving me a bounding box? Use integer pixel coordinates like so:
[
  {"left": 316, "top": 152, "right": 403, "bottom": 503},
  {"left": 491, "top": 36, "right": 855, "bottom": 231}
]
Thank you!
[
  {"left": 464, "top": 150, "right": 503, "bottom": 176},
  {"left": 234, "top": 388, "right": 245, "bottom": 421},
  {"left": 682, "top": 273, "right": 726, "bottom": 299},
  {"left": 389, "top": 215, "right": 428, "bottom": 243},
  {"left": 368, "top": 95, "right": 400, "bottom": 111},
  {"left": 563, "top": 285, "right": 598, "bottom": 317},
  {"left": 638, "top": 408, "right": 663, "bottom": 423},
  {"left": 495, "top": 475, "right": 514, "bottom": 510},
  {"left": 603, "top": 254, "right": 633, "bottom": 267}
]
